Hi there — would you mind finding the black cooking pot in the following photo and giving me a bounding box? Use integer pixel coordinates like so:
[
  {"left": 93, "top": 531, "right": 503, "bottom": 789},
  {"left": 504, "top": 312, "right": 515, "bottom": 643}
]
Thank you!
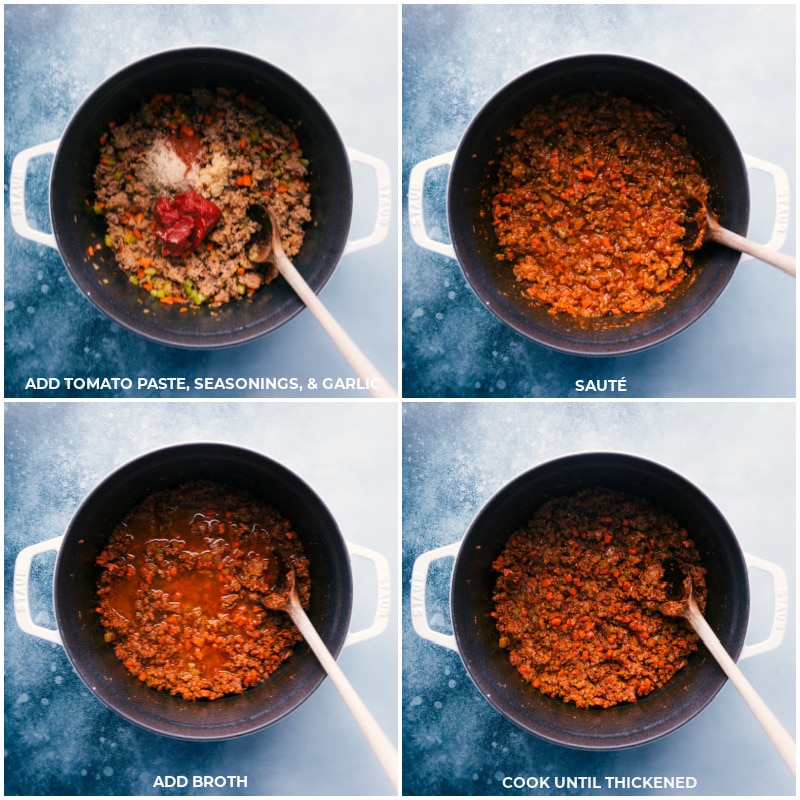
[
  {"left": 446, "top": 54, "right": 748, "bottom": 355},
  {"left": 449, "top": 452, "right": 749, "bottom": 749},
  {"left": 46, "top": 47, "right": 353, "bottom": 348},
  {"left": 37, "top": 443, "right": 353, "bottom": 741}
]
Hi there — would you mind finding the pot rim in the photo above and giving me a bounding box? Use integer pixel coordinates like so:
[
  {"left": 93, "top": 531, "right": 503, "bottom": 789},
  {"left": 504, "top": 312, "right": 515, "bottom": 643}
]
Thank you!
[
  {"left": 449, "top": 450, "right": 749, "bottom": 750},
  {"left": 51, "top": 441, "right": 353, "bottom": 741},
  {"left": 48, "top": 46, "right": 353, "bottom": 350},
  {"left": 446, "top": 52, "right": 748, "bottom": 356}
]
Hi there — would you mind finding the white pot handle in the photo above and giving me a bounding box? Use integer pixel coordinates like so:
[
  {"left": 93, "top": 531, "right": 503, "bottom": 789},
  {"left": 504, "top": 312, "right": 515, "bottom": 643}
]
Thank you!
[
  {"left": 344, "top": 540, "right": 392, "bottom": 647},
  {"left": 739, "top": 552, "right": 789, "bottom": 659},
  {"left": 743, "top": 153, "right": 791, "bottom": 256},
  {"left": 407, "top": 150, "right": 457, "bottom": 259},
  {"left": 10, "top": 140, "right": 390, "bottom": 257},
  {"left": 410, "top": 544, "right": 788, "bottom": 660},
  {"left": 406, "top": 150, "right": 792, "bottom": 264},
  {"left": 13, "top": 535, "right": 63, "bottom": 645},
  {"left": 15, "top": 534, "right": 390, "bottom": 649},
  {"left": 410, "top": 540, "right": 459, "bottom": 651},
  {"left": 343, "top": 147, "right": 392, "bottom": 256},
  {"left": 9, "top": 139, "right": 59, "bottom": 250}
]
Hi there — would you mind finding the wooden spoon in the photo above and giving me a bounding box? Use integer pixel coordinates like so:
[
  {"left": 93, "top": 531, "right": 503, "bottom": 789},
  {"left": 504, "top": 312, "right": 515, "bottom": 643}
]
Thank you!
[
  {"left": 682, "top": 198, "right": 795, "bottom": 276},
  {"left": 249, "top": 556, "right": 398, "bottom": 790},
  {"left": 661, "top": 559, "right": 795, "bottom": 774},
  {"left": 248, "top": 205, "right": 397, "bottom": 398}
]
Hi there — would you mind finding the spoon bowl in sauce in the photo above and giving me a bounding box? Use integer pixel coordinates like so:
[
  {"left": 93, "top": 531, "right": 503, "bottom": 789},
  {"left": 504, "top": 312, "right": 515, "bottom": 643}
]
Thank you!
[{"left": 682, "top": 198, "right": 795, "bottom": 276}]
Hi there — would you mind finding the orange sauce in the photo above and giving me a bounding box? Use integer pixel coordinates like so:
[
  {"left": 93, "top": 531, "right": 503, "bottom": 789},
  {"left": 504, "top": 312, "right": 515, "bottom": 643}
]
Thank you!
[
  {"left": 95, "top": 483, "right": 307, "bottom": 700},
  {"left": 493, "top": 93, "right": 710, "bottom": 318}
]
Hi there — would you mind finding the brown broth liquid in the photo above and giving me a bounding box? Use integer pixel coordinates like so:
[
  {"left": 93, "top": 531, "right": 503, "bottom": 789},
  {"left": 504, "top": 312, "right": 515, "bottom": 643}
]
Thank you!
[{"left": 96, "top": 482, "right": 309, "bottom": 700}]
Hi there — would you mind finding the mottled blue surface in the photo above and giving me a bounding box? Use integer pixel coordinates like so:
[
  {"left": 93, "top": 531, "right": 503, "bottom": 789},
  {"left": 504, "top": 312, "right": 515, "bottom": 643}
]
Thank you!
[
  {"left": 4, "top": 4, "right": 398, "bottom": 399},
  {"left": 402, "top": 4, "right": 795, "bottom": 398},
  {"left": 5, "top": 402, "right": 398, "bottom": 795},
  {"left": 402, "top": 401, "right": 795, "bottom": 795}
]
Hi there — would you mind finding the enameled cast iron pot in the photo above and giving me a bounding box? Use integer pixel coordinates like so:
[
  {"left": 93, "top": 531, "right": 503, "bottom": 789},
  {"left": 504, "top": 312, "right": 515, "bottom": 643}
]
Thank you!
[
  {"left": 14, "top": 443, "right": 361, "bottom": 741},
  {"left": 412, "top": 452, "right": 785, "bottom": 750},
  {"left": 409, "top": 54, "right": 786, "bottom": 356},
  {"left": 10, "top": 47, "right": 383, "bottom": 349}
]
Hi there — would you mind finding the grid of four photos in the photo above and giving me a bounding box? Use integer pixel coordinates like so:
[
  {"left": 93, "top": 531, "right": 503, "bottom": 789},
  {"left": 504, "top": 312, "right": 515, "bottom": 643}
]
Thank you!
[{"left": 3, "top": 3, "right": 796, "bottom": 797}]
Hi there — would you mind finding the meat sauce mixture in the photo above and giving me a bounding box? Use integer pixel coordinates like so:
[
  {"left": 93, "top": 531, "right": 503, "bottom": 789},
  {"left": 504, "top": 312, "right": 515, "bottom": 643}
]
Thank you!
[
  {"left": 91, "top": 87, "right": 312, "bottom": 307},
  {"left": 96, "top": 481, "right": 310, "bottom": 700},
  {"left": 492, "top": 93, "right": 711, "bottom": 318},
  {"left": 491, "top": 487, "right": 707, "bottom": 709}
]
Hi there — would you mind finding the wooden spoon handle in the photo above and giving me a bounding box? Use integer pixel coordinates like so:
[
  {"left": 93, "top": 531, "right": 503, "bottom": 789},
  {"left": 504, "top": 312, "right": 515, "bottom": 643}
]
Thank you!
[
  {"left": 275, "top": 251, "right": 397, "bottom": 398},
  {"left": 687, "top": 603, "right": 796, "bottom": 774},
  {"left": 710, "top": 225, "right": 796, "bottom": 276},
  {"left": 287, "top": 593, "right": 398, "bottom": 790}
]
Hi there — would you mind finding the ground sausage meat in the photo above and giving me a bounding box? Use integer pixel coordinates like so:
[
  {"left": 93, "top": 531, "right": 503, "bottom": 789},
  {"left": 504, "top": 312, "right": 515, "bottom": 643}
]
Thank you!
[
  {"left": 92, "top": 87, "right": 311, "bottom": 306},
  {"left": 492, "top": 92, "right": 711, "bottom": 318},
  {"left": 491, "top": 487, "right": 707, "bottom": 709},
  {"left": 95, "top": 481, "right": 310, "bottom": 701}
]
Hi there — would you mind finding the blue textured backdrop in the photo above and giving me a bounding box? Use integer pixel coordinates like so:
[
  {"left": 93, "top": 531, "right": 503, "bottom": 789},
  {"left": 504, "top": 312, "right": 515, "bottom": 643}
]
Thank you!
[
  {"left": 4, "top": 4, "right": 398, "bottom": 399},
  {"left": 5, "top": 401, "right": 398, "bottom": 795},
  {"left": 402, "top": 400, "right": 795, "bottom": 795},
  {"left": 401, "top": 3, "right": 795, "bottom": 398}
]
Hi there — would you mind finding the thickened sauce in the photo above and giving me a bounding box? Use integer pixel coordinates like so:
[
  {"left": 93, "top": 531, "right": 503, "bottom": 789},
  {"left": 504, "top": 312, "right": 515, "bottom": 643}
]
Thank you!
[{"left": 492, "top": 487, "right": 706, "bottom": 709}]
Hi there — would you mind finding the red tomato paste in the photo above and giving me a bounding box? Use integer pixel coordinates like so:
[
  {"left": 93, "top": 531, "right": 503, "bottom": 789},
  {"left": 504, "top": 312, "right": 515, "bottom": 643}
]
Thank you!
[{"left": 154, "top": 191, "right": 222, "bottom": 257}]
